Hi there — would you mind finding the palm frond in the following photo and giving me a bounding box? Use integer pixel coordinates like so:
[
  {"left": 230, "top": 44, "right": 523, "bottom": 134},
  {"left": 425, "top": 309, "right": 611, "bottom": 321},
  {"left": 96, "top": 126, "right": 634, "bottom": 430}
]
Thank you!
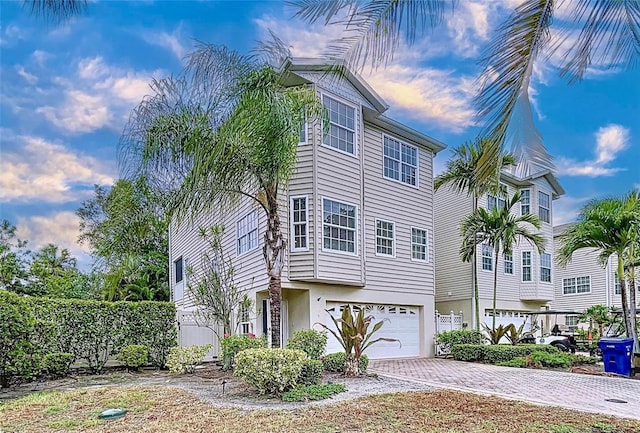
[
  {"left": 554, "top": 0, "right": 640, "bottom": 82},
  {"left": 23, "top": 0, "right": 87, "bottom": 22}
]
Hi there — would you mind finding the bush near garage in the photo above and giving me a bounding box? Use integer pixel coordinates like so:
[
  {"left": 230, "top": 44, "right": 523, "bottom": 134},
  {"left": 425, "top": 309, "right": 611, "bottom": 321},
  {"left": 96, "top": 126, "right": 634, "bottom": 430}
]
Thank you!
[
  {"left": 298, "top": 359, "right": 324, "bottom": 385},
  {"left": 451, "top": 344, "right": 558, "bottom": 363},
  {"left": 234, "top": 348, "right": 307, "bottom": 396},
  {"left": 321, "top": 352, "right": 369, "bottom": 373},
  {"left": 436, "top": 330, "right": 485, "bottom": 354},
  {"left": 286, "top": 329, "right": 327, "bottom": 360},
  {"left": 497, "top": 351, "right": 598, "bottom": 369},
  {"left": 220, "top": 334, "right": 268, "bottom": 370}
]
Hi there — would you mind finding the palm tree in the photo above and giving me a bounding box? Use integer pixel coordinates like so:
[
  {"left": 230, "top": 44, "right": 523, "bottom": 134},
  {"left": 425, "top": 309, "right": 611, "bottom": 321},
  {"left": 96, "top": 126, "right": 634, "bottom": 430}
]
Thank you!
[
  {"left": 434, "top": 139, "right": 515, "bottom": 330},
  {"left": 460, "top": 192, "right": 545, "bottom": 331},
  {"left": 291, "top": 0, "right": 640, "bottom": 182},
  {"left": 119, "top": 44, "right": 322, "bottom": 348},
  {"left": 23, "top": 0, "right": 87, "bottom": 22},
  {"left": 558, "top": 191, "right": 640, "bottom": 354}
]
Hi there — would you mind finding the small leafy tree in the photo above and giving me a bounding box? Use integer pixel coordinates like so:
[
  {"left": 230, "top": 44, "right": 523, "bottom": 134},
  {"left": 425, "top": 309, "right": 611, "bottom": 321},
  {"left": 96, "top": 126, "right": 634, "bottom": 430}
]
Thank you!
[
  {"left": 579, "top": 305, "right": 614, "bottom": 340},
  {"left": 316, "top": 305, "right": 399, "bottom": 376},
  {"left": 0, "top": 219, "right": 29, "bottom": 293}
]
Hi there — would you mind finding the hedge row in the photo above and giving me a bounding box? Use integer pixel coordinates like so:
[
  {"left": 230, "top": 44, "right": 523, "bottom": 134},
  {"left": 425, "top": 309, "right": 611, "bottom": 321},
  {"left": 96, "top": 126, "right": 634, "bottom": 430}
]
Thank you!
[
  {"left": 0, "top": 291, "right": 177, "bottom": 386},
  {"left": 451, "top": 344, "right": 559, "bottom": 364}
]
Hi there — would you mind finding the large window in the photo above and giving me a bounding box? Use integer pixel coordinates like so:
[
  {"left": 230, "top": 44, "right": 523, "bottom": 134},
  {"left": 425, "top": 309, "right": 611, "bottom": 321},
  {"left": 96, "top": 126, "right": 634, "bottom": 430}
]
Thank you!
[
  {"left": 563, "top": 276, "right": 591, "bottom": 295},
  {"left": 322, "top": 198, "right": 356, "bottom": 253},
  {"left": 522, "top": 251, "right": 532, "bottom": 281},
  {"left": 411, "top": 227, "right": 428, "bottom": 262},
  {"left": 237, "top": 210, "right": 258, "bottom": 256},
  {"left": 538, "top": 191, "right": 550, "bottom": 223},
  {"left": 383, "top": 136, "right": 418, "bottom": 186},
  {"left": 174, "top": 257, "right": 183, "bottom": 284},
  {"left": 376, "top": 220, "right": 395, "bottom": 256},
  {"left": 504, "top": 252, "right": 513, "bottom": 275},
  {"left": 540, "top": 252, "right": 552, "bottom": 282},
  {"left": 290, "top": 196, "right": 308, "bottom": 252},
  {"left": 520, "top": 189, "right": 531, "bottom": 215},
  {"left": 487, "top": 184, "right": 507, "bottom": 211},
  {"left": 322, "top": 95, "right": 356, "bottom": 155},
  {"left": 482, "top": 244, "right": 493, "bottom": 271}
]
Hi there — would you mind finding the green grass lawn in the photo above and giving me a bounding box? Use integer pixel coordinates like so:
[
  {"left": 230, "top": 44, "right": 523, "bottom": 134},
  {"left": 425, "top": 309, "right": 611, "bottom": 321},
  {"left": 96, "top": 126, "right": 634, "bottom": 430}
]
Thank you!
[{"left": 2, "top": 386, "right": 639, "bottom": 433}]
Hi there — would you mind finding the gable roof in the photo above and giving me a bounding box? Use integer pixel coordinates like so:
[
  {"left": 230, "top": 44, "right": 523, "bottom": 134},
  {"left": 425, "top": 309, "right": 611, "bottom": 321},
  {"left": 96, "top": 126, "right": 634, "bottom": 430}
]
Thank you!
[{"left": 502, "top": 169, "right": 565, "bottom": 199}]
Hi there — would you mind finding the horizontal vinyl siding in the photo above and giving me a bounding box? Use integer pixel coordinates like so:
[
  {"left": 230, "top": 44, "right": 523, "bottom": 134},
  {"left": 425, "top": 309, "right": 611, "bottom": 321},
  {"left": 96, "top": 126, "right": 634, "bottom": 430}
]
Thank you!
[{"left": 363, "top": 125, "right": 435, "bottom": 295}]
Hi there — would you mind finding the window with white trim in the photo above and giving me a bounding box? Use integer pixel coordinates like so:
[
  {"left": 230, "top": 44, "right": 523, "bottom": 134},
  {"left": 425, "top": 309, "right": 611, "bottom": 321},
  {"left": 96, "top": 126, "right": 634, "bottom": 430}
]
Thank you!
[
  {"left": 238, "top": 304, "right": 251, "bottom": 335},
  {"left": 290, "top": 196, "right": 308, "bottom": 251},
  {"left": 538, "top": 191, "right": 550, "bottom": 223},
  {"left": 383, "top": 136, "right": 417, "bottom": 186},
  {"left": 237, "top": 210, "right": 258, "bottom": 256},
  {"left": 522, "top": 251, "right": 532, "bottom": 281},
  {"left": 563, "top": 276, "right": 591, "bottom": 294},
  {"left": 299, "top": 120, "right": 307, "bottom": 143},
  {"left": 375, "top": 220, "right": 394, "bottom": 256},
  {"left": 487, "top": 184, "right": 507, "bottom": 211},
  {"left": 504, "top": 252, "right": 513, "bottom": 274},
  {"left": 520, "top": 189, "right": 531, "bottom": 215},
  {"left": 174, "top": 257, "right": 183, "bottom": 284},
  {"left": 482, "top": 244, "right": 493, "bottom": 271},
  {"left": 615, "top": 274, "right": 621, "bottom": 295},
  {"left": 565, "top": 315, "right": 579, "bottom": 327},
  {"left": 540, "top": 252, "right": 552, "bottom": 282},
  {"left": 322, "top": 95, "right": 356, "bottom": 155},
  {"left": 411, "top": 228, "right": 428, "bottom": 261},
  {"left": 322, "top": 198, "right": 356, "bottom": 253}
]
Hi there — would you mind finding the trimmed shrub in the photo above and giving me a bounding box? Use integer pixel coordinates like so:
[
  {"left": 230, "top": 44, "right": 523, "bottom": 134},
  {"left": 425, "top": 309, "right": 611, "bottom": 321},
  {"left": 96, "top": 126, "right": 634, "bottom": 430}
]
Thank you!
[
  {"left": 220, "top": 334, "right": 268, "bottom": 370},
  {"left": 321, "top": 352, "right": 368, "bottom": 373},
  {"left": 282, "top": 383, "right": 347, "bottom": 402},
  {"left": 40, "top": 353, "right": 73, "bottom": 379},
  {"left": 450, "top": 344, "right": 486, "bottom": 362},
  {"left": 286, "top": 329, "right": 328, "bottom": 360},
  {"left": 234, "top": 348, "right": 307, "bottom": 396},
  {"left": 166, "top": 345, "right": 212, "bottom": 374},
  {"left": 498, "top": 351, "right": 575, "bottom": 369},
  {"left": 118, "top": 345, "right": 149, "bottom": 371},
  {"left": 298, "top": 359, "right": 323, "bottom": 385},
  {"left": 436, "top": 330, "right": 485, "bottom": 354},
  {"left": 483, "top": 344, "right": 558, "bottom": 364},
  {"left": 570, "top": 354, "right": 597, "bottom": 366},
  {"left": 0, "top": 292, "right": 39, "bottom": 387}
]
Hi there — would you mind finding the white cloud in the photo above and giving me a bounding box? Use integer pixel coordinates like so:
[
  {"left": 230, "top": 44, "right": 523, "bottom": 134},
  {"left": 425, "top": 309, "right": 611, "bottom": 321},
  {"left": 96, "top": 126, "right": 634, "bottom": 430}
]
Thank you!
[
  {"left": 141, "top": 24, "right": 189, "bottom": 62},
  {"left": 31, "top": 49, "right": 50, "bottom": 66},
  {"left": 556, "top": 124, "right": 630, "bottom": 177},
  {"left": 444, "top": 1, "right": 493, "bottom": 58},
  {"left": 0, "top": 133, "right": 114, "bottom": 203},
  {"left": 552, "top": 195, "right": 590, "bottom": 225},
  {"left": 15, "top": 65, "right": 38, "bottom": 84},
  {"left": 37, "top": 90, "right": 111, "bottom": 133}
]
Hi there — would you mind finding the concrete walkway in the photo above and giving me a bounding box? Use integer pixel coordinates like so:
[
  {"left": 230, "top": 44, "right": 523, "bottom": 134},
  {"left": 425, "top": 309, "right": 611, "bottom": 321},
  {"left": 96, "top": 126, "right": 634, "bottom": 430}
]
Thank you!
[{"left": 369, "top": 358, "right": 640, "bottom": 420}]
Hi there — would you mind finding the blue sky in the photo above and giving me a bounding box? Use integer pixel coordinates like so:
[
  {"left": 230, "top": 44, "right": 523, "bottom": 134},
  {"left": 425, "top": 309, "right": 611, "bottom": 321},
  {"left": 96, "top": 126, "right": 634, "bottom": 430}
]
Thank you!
[{"left": 1, "top": 1, "right": 638, "bottom": 269}]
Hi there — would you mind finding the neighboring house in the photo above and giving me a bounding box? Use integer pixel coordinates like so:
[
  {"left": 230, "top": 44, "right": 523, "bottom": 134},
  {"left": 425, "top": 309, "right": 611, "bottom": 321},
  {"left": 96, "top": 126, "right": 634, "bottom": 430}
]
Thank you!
[
  {"left": 434, "top": 162, "right": 564, "bottom": 331},
  {"left": 170, "top": 59, "right": 446, "bottom": 359}
]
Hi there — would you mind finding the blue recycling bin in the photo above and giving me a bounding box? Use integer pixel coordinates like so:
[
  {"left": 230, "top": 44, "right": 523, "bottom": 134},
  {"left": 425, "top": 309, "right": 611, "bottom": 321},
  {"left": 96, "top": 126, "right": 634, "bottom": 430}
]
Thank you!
[{"left": 598, "top": 337, "right": 634, "bottom": 377}]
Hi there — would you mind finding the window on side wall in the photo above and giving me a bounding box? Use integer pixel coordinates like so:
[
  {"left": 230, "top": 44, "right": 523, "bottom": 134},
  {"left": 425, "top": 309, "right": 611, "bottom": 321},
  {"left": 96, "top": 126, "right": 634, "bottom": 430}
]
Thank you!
[
  {"left": 504, "top": 252, "right": 513, "bottom": 274},
  {"left": 322, "top": 198, "right": 357, "bottom": 254},
  {"left": 522, "top": 251, "right": 532, "bottom": 281},
  {"left": 322, "top": 95, "right": 356, "bottom": 155},
  {"left": 520, "top": 189, "right": 531, "bottom": 215},
  {"left": 576, "top": 276, "right": 591, "bottom": 293},
  {"left": 290, "top": 196, "right": 308, "bottom": 252},
  {"left": 375, "top": 219, "right": 395, "bottom": 256},
  {"left": 565, "top": 315, "right": 579, "bottom": 327},
  {"left": 487, "top": 183, "right": 507, "bottom": 211},
  {"left": 237, "top": 210, "right": 258, "bottom": 256},
  {"left": 540, "top": 252, "right": 552, "bottom": 282},
  {"left": 411, "top": 227, "right": 428, "bottom": 262},
  {"left": 538, "top": 191, "right": 550, "bottom": 223},
  {"left": 174, "top": 256, "right": 183, "bottom": 284},
  {"left": 383, "top": 136, "right": 418, "bottom": 186},
  {"left": 615, "top": 274, "right": 621, "bottom": 295},
  {"left": 482, "top": 244, "right": 493, "bottom": 271}
]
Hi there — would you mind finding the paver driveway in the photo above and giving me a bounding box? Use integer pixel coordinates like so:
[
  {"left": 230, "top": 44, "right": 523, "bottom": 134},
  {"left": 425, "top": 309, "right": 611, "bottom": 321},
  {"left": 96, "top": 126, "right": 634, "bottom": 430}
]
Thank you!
[{"left": 369, "top": 358, "right": 640, "bottom": 420}]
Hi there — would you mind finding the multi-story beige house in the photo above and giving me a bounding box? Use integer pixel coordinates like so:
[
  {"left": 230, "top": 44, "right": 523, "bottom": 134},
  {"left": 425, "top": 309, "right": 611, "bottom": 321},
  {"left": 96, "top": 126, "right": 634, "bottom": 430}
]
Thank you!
[
  {"left": 434, "top": 164, "right": 564, "bottom": 329},
  {"left": 170, "top": 59, "right": 446, "bottom": 359}
]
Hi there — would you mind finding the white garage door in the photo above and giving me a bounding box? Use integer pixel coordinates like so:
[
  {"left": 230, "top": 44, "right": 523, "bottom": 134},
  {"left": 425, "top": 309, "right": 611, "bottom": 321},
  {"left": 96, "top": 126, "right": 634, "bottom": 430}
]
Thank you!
[{"left": 325, "top": 303, "right": 420, "bottom": 359}]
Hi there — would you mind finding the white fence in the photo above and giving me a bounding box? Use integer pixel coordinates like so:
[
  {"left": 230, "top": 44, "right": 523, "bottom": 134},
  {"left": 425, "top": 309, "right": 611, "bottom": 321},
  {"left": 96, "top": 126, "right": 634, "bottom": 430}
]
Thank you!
[
  {"left": 483, "top": 311, "right": 535, "bottom": 344},
  {"left": 434, "top": 310, "right": 464, "bottom": 356},
  {"left": 177, "top": 310, "right": 217, "bottom": 361}
]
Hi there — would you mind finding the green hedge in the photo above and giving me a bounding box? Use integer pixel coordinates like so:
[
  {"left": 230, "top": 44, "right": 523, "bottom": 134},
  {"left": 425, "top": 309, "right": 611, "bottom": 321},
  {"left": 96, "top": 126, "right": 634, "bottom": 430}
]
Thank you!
[
  {"left": 0, "top": 291, "right": 177, "bottom": 383},
  {"left": 451, "top": 344, "right": 559, "bottom": 363},
  {"left": 235, "top": 348, "right": 307, "bottom": 396},
  {"left": 321, "top": 352, "right": 369, "bottom": 373}
]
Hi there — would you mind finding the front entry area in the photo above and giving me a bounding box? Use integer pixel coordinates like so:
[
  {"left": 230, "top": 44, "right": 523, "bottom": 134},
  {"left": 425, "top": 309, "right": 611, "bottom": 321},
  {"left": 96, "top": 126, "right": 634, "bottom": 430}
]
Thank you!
[{"left": 325, "top": 302, "right": 420, "bottom": 358}]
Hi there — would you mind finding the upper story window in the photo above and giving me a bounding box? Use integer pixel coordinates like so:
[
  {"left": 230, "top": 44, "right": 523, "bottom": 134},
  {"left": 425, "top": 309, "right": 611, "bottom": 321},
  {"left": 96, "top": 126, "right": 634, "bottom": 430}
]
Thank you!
[
  {"left": 615, "top": 274, "right": 621, "bottom": 295},
  {"left": 522, "top": 251, "right": 532, "bottom": 281},
  {"left": 487, "top": 184, "right": 507, "bottom": 211},
  {"left": 540, "top": 252, "right": 552, "bottom": 282},
  {"left": 563, "top": 276, "right": 591, "bottom": 294},
  {"left": 174, "top": 256, "right": 183, "bottom": 284},
  {"left": 299, "top": 119, "right": 307, "bottom": 144},
  {"left": 375, "top": 220, "right": 395, "bottom": 256},
  {"left": 411, "top": 227, "right": 429, "bottom": 262},
  {"left": 383, "top": 136, "right": 418, "bottom": 186},
  {"left": 504, "top": 252, "right": 513, "bottom": 275},
  {"left": 290, "top": 196, "right": 308, "bottom": 252},
  {"left": 237, "top": 210, "right": 258, "bottom": 256},
  {"left": 322, "top": 198, "right": 356, "bottom": 254},
  {"left": 322, "top": 95, "right": 356, "bottom": 155},
  {"left": 538, "top": 191, "right": 550, "bottom": 223},
  {"left": 520, "top": 189, "right": 531, "bottom": 215},
  {"left": 482, "top": 244, "right": 493, "bottom": 271}
]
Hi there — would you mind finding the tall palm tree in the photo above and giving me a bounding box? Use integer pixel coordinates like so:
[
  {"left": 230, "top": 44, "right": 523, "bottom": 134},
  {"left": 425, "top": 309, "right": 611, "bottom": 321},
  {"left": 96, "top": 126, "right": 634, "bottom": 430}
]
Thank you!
[
  {"left": 460, "top": 192, "right": 545, "bottom": 331},
  {"left": 23, "top": 0, "right": 87, "bottom": 22},
  {"left": 119, "top": 44, "right": 322, "bottom": 348},
  {"left": 292, "top": 0, "right": 640, "bottom": 182},
  {"left": 558, "top": 191, "right": 640, "bottom": 354},
  {"left": 434, "top": 139, "right": 515, "bottom": 330}
]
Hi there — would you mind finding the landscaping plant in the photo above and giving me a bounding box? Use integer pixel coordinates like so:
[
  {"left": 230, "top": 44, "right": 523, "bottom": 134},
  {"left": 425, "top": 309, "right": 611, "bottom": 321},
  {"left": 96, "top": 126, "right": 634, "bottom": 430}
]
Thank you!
[
  {"left": 436, "top": 329, "right": 485, "bottom": 354},
  {"left": 220, "top": 334, "right": 267, "bottom": 370},
  {"left": 286, "top": 329, "right": 327, "bottom": 360},
  {"left": 297, "top": 359, "right": 324, "bottom": 386},
  {"left": 117, "top": 345, "right": 149, "bottom": 371},
  {"left": 234, "top": 348, "right": 307, "bottom": 396},
  {"left": 40, "top": 353, "right": 73, "bottom": 379},
  {"left": 281, "top": 383, "right": 347, "bottom": 402},
  {"left": 316, "top": 305, "right": 398, "bottom": 376},
  {"left": 321, "top": 352, "right": 369, "bottom": 373},
  {"left": 166, "top": 345, "right": 212, "bottom": 374}
]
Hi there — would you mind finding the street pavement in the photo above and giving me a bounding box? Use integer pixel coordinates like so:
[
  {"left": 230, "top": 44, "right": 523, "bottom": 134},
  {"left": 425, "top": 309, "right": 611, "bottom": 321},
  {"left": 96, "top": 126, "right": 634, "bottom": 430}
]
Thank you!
[{"left": 369, "top": 358, "right": 640, "bottom": 420}]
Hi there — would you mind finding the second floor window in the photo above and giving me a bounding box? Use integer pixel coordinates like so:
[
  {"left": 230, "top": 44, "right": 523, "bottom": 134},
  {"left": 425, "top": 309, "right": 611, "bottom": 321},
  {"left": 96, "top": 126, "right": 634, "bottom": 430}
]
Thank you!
[
  {"left": 237, "top": 210, "right": 258, "bottom": 256},
  {"left": 482, "top": 244, "right": 493, "bottom": 271},
  {"left": 383, "top": 136, "right": 418, "bottom": 186},
  {"left": 411, "top": 228, "right": 428, "bottom": 262},
  {"left": 504, "top": 252, "right": 513, "bottom": 274},
  {"left": 520, "top": 189, "right": 531, "bottom": 215},
  {"left": 563, "top": 276, "right": 591, "bottom": 294},
  {"left": 290, "top": 196, "right": 308, "bottom": 251},
  {"left": 522, "top": 251, "right": 532, "bottom": 281},
  {"left": 323, "top": 198, "right": 356, "bottom": 253},
  {"left": 323, "top": 95, "right": 356, "bottom": 155},
  {"left": 538, "top": 191, "right": 550, "bottom": 223},
  {"left": 615, "top": 274, "right": 621, "bottom": 294},
  {"left": 540, "top": 252, "right": 552, "bottom": 282},
  {"left": 376, "top": 220, "right": 394, "bottom": 256}
]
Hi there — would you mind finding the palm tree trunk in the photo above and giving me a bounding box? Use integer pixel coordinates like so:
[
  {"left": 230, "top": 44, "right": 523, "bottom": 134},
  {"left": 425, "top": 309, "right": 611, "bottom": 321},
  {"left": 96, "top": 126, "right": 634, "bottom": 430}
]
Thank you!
[
  {"left": 618, "top": 257, "right": 633, "bottom": 340},
  {"left": 473, "top": 195, "right": 480, "bottom": 330},
  {"left": 628, "top": 273, "right": 639, "bottom": 354},
  {"left": 264, "top": 197, "right": 285, "bottom": 348},
  {"left": 492, "top": 246, "right": 499, "bottom": 331}
]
